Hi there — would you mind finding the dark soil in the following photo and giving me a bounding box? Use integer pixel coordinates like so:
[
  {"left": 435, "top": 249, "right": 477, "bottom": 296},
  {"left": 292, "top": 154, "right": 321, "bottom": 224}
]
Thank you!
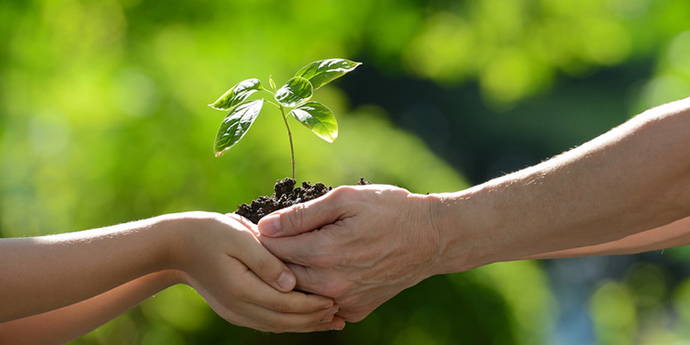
[{"left": 236, "top": 177, "right": 369, "bottom": 224}]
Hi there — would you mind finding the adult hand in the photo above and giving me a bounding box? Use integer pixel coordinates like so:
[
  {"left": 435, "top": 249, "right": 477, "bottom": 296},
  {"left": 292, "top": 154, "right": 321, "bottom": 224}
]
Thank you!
[
  {"left": 256, "top": 185, "right": 443, "bottom": 322},
  {"left": 163, "top": 212, "right": 344, "bottom": 333}
]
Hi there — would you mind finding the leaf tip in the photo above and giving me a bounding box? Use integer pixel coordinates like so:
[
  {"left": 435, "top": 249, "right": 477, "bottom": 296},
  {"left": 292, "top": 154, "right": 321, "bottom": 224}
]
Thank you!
[{"left": 319, "top": 131, "right": 338, "bottom": 143}]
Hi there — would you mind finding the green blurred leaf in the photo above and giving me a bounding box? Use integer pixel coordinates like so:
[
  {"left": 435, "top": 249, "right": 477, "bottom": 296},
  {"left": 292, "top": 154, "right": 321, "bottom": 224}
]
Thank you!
[
  {"left": 214, "top": 99, "right": 264, "bottom": 157},
  {"left": 295, "top": 58, "right": 362, "bottom": 89},
  {"left": 290, "top": 101, "right": 338, "bottom": 142},
  {"left": 208, "top": 78, "right": 261, "bottom": 111},
  {"left": 274, "top": 76, "right": 313, "bottom": 107}
]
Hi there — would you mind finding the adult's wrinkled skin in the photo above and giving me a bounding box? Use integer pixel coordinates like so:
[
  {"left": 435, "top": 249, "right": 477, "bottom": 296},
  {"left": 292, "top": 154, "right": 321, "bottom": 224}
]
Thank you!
[
  {"left": 258, "top": 185, "right": 447, "bottom": 322},
  {"left": 258, "top": 97, "right": 690, "bottom": 324}
]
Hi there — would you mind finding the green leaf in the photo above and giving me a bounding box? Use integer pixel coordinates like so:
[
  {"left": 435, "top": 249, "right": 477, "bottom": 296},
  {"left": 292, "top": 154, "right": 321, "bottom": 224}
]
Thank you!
[
  {"left": 294, "top": 58, "right": 362, "bottom": 90},
  {"left": 274, "top": 76, "right": 313, "bottom": 107},
  {"left": 208, "top": 78, "right": 261, "bottom": 111},
  {"left": 214, "top": 99, "right": 264, "bottom": 157},
  {"left": 290, "top": 101, "right": 338, "bottom": 142}
]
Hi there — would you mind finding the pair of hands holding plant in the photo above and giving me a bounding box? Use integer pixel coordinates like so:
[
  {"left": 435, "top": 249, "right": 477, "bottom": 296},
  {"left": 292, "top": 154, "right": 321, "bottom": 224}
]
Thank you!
[
  {"left": 203, "top": 96, "right": 690, "bottom": 327},
  {"left": 6, "top": 65, "right": 688, "bottom": 343},
  {"left": 202, "top": 55, "right": 690, "bottom": 324},
  {"left": 1, "top": 58, "right": 364, "bottom": 343},
  {"left": 166, "top": 212, "right": 345, "bottom": 332},
  {"left": 0, "top": 212, "right": 344, "bottom": 345},
  {"left": 256, "top": 97, "right": 690, "bottom": 322}
]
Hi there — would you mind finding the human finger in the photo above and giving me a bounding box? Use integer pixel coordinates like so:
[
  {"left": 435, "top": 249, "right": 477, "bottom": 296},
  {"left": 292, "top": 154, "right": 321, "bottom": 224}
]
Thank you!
[{"left": 258, "top": 186, "right": 356, "bottom": 237}]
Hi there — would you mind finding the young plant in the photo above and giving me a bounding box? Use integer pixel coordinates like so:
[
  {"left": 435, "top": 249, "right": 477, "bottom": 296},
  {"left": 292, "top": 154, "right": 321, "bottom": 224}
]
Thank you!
[{"left": 208, "top": 58, "right": 361, "bottom": 179}]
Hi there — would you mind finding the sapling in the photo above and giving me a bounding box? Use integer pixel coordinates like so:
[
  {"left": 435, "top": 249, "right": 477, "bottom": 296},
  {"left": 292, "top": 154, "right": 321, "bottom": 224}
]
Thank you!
[{"left": 208, "top": 58, "right": 361, "bottom": 179}]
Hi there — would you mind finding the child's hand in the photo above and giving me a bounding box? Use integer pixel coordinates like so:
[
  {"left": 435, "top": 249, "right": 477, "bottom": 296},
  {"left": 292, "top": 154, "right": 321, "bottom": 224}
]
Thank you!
[{"left": 160, "top": 212, "right": 344, "bottom": 333}]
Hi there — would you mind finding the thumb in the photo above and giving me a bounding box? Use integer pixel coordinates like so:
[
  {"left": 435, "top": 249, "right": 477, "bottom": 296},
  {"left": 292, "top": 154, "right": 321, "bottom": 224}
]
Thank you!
[{"left": 258, "top": 189, "right": 346, "bottom": 237}]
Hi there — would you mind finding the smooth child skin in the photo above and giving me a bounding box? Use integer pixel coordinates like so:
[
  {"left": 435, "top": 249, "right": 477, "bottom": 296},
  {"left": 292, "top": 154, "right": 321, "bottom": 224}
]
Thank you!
[
  {"left": 257, "top": 96, "right": 690, "bottom": 323},
  {"left": 0, "top": 212, "right": 344, "bottom": 344}
]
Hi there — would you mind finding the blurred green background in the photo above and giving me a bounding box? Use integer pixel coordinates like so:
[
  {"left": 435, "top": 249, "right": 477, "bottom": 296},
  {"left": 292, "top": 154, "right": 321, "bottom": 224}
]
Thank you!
[{"left": 1, "top": 0, "right": 690, "bottom": 344}]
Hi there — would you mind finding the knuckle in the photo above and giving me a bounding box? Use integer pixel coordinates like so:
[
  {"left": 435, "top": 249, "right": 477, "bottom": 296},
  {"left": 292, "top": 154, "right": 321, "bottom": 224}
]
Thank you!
[
  {"left": 330, "top": 186, "right": 356, "bottom": 201},
  {"left": 252, "top": 253, "right": 270, "bottom": 271},
  {"left": 255, "top": 256, "right": 281, "bottom": 279},
  {"left": 282, "top": 204, "right": 305, "bottom": 231}
]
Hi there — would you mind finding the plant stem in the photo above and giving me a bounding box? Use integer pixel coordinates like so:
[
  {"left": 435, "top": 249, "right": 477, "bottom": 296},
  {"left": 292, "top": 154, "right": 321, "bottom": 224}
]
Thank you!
[
  {"left": 264, "top": 100, "right": 281, "bottom": 109},
  {"left": 278, "top": 105, "right": 296, "bottom": 179}
]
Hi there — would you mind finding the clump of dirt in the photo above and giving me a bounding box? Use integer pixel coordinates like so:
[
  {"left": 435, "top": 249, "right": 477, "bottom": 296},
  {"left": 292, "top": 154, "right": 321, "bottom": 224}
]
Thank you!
[{"left": 236, "top": 178, "right": 370, "bottom": 224}]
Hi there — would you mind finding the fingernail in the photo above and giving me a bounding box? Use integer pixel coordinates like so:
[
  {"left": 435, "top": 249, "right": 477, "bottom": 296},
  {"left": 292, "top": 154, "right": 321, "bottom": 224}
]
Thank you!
[
  {"left": 320, "top": 301, "right": 334, "bottom": 309},
  {"left": 260, "top": 214, "right": 282, "bottom": 236},
  {"left": 277, "top": 271, "right": 295, "bottom": 290}
]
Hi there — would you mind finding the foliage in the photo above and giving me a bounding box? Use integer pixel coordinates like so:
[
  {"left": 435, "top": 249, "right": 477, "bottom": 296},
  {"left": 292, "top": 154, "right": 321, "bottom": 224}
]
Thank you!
[{"left": 209, "top": 58, "right": 360, "bottom": 178}]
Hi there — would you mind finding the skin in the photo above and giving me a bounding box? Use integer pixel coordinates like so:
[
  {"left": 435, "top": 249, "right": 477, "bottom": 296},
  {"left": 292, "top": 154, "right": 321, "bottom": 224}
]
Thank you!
[
  {"left": 0, "top": 212, "right": 344, "bottom": 343},
  {"left": 257, "top": 96, "right": 690, "bottom": 322},
  {"left": 525, "top": 216, "right": 690, "bottom": 259},
  {"left": 0, "top": 270, "right": 180, "bottom": 345}
]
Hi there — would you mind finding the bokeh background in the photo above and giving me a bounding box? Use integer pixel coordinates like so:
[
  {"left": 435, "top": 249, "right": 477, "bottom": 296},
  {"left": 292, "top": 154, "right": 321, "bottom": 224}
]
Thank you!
[{"left": 2, "top": 0, "right": 690, "bottom": 344}]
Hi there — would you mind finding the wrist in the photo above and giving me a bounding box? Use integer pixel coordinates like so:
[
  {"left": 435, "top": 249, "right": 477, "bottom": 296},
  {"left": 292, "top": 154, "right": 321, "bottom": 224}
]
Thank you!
[
  {"left": 155, "top": 269, "right": 187, "bottom": 287},
  {"left": 148, "top": 213, "right": 197, "bottom": 272},
  {"left": 150, "top": 211, "right": 224, "bottom": 274},
  {"left": 426, "top": 187, "right": 502, "bottom": 275}
]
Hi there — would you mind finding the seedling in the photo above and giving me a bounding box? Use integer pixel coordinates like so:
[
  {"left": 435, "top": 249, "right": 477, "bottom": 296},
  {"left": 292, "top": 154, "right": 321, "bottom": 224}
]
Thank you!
[{"left": 208, "top": 58, "right": 361, "bottom": 178}]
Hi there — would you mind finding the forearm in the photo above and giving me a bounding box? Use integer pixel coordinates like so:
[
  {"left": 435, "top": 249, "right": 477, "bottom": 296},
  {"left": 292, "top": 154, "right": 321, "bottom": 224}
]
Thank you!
[
  {"left": 0, "top": 216, "right": 179, "bottom": 321},
  {"left": 431, "top": 98, "right": 690, "bottom": 273},
  {"left": 0, "top": 270, "right": 181, "bottom": 345},
  {"left": 525, "top": 216, "right": 690, "bottom": 259}
]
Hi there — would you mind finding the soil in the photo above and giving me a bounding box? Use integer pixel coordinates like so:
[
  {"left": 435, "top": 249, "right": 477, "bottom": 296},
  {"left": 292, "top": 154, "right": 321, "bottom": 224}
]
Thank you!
[{"left": 236, "top": 177, "right": 370, "bottom": 224}]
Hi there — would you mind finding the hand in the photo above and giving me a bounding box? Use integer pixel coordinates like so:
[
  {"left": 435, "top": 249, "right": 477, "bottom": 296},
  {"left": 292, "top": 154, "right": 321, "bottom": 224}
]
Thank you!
[
  {"left": 161, "top": 212, "right": 345, "bottom": 333},
  {"left": 256, "top": 185, "right": 441, "bottom": 322}
]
